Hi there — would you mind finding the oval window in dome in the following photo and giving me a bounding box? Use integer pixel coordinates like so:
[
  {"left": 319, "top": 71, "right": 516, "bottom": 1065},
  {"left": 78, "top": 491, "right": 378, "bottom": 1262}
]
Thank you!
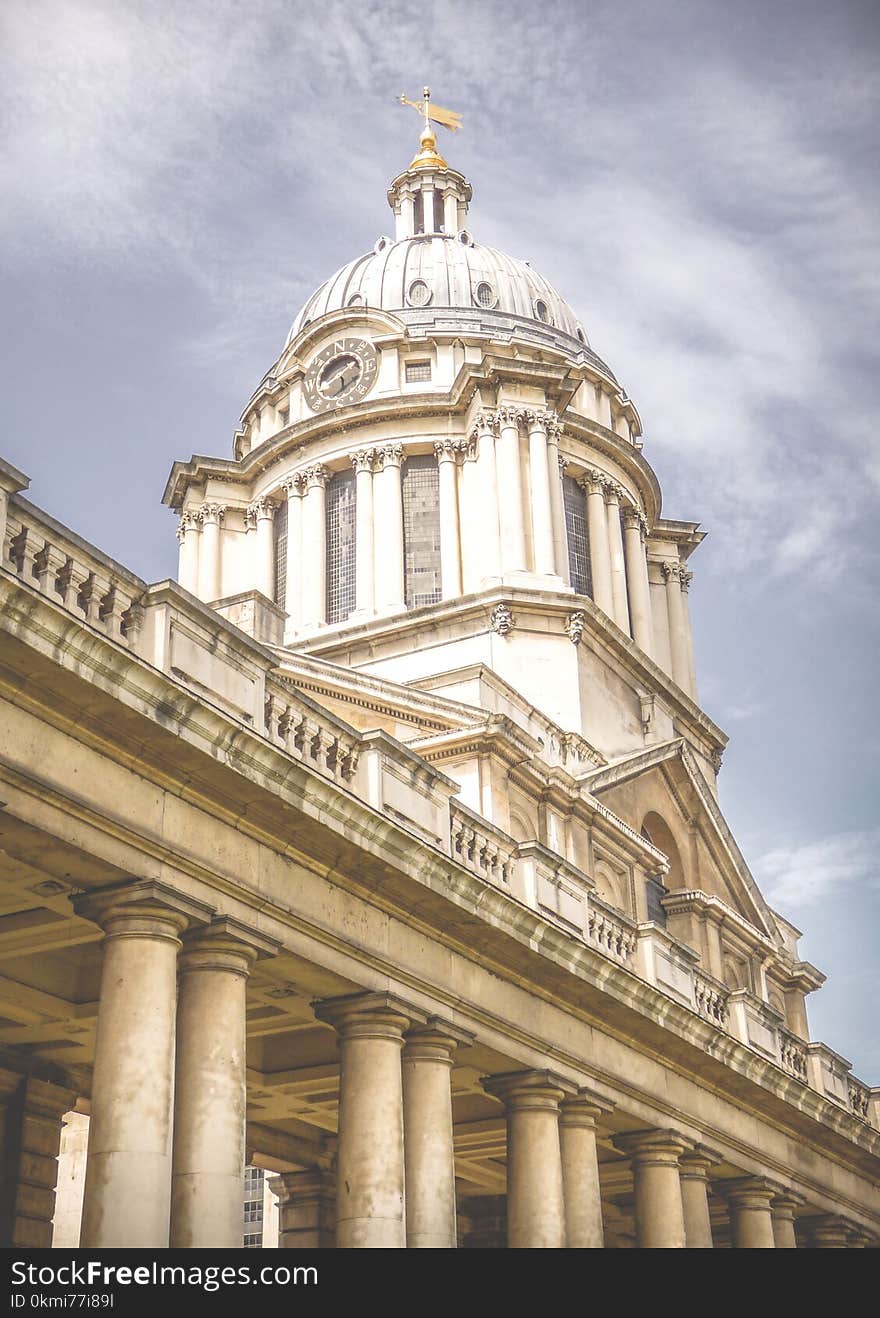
[
  {"left": 407, "top": 279, "right": 432, "bottom": 307},
  {"left": 475, "top": 281, "right": 495, "bottom": 308},
  {"left": 534, "top": 299, "right": 550, "bottom": 324}
]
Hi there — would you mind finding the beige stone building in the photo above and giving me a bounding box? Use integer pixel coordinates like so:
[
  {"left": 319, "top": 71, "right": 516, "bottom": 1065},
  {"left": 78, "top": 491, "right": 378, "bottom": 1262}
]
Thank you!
[{"left": 0, "top": 111, "right": 878, "bottom": 1249}]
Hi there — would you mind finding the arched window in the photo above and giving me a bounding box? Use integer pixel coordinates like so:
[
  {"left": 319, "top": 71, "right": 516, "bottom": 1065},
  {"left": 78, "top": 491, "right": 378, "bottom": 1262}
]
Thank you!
[
  {"left": 326, "top": 471, "right": 356, "bottom": 624},
  {"left": 273, "top": 499, "right": 288, "bottom": 608},
  {"left": 563, "top": 475, "right": 593, "bottom": 597},
  {"left": 402, "top": 455, "right": 441, "bottom": 608}
]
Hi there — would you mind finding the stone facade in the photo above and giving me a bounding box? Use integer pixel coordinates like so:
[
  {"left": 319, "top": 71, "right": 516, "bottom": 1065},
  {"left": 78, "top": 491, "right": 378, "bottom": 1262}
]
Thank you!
[{"left": 0, "top": 125, "right": 877, "bottom": 1249}]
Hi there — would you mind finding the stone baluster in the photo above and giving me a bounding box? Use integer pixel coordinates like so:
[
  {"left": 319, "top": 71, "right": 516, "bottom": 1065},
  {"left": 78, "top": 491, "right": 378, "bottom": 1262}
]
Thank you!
[
  {"left": 483, "top": 1070, "right": 573, "bottom": 1248},
  {"left": 315, "top": 993, "right": 412, "bottom": 1248},
  {"left": 614, "top": 1129, "right": 691, "bottom": 1248},
  {"left": 434, "top": 440, "right": 463, "bottom": 599},
  {"left": 351, "top": 450, "right": 376, "bottom": 616}
]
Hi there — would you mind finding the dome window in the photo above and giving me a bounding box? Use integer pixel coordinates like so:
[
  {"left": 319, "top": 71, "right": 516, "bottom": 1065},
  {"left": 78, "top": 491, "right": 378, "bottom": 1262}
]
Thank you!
[
  {"left": 576, "top": 326, "right": 587, "bottom": 344},
  {"left": 458, "top": 229, "right": 473, "bottom": 246},
  {"left": 406, "top": 279, "right": 432, "bottom": 308},
  {"left": 475, "top": 281, "right": 496, "bottom": 309},
  {"left": 374, "top": 236, "right": 391, "bottom": 254},
  {"left": 534, "top": 299, "right": 551, "bottom": 324},
  {"left": 347, "top": 293, "right": 365, "bottom": 307}
]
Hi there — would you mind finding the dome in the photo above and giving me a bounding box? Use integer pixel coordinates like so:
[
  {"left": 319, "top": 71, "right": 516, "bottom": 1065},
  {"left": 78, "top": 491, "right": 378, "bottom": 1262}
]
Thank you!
[{"left": 285, "top": 233, "right": 591, "bottom": 354}]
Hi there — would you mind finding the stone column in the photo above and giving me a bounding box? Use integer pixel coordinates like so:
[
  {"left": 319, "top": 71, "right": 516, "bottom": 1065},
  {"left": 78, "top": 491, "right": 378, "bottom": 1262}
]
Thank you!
[
  {"left": 249, "top": 497, "right": 276, "bottom": 600},
  {"left": 0, "top": 1072, "right": 77, "bottom": 1247},
  {"left": 663, "top": 562, "right": 692, "bottom": 694},
  {"left": 581, "top": 472, "right": 614, "bottom": 618},
  {"left": 351, "top": 450, "right": 376, "bottom": 616},
  {"left": 402, "top": 1020, "right": 472, "bottom": 1248},
  {"left": 74, "top": 884, "right": 207, "bottom": 1248},
  {"left": 434, "top": 440, "right": 463, "bottom": 600},
  {"left": 614, "top": 1130, "right": 690, "bottom": 1249},
  {"left": 559, "top": 1088, "right": 613, "bottom": 1248},
  {"left": 457, "top": 438, "right": 479, "bottom": 593},
  {"left": 725, "top": 1177, "right": 777, "bottom": 1248},
  {"left": 483, "top": 1070, "right": 572, "bottom": 1248},
  {"left": 807, "top": 1214, "right": 851, "bottom": 1248},
  {"left": 374, "top": 446, "right": 406, "bottom": 612},
  {"left": 197, "top": 503, "right": 224, "bottom": 603},
  {"left": 679, "top": 1147, "right": 719, "bottom": 1248},
  {"left": 270, "top": 1168, "right": 336, "bottom": 1248},
  {"left": 771, "top": 1191, "right": 804, "bottom": 1249},
  {"left": 526, "top": 411, "right": 556, "bottom": 577},
  {"left": 301, "top": 465, "right": 328, "bottom": 629},
  {"left": 315, "top": 993, "right": 411, "bottom": 1248},
  {"left": 495, "top": 408, "right": 527, "bottom": 573},
  {"left": 472, "top": 412, "right": 502, "bottom": 580},
  {"left": 546, "top": 419, "right": 569, "bottom": 584},
  {"left": 604, "top": 483, "right": 631, "bottom": 634},
  {"left": 170, "top": 920, "right": 277, "bottom": 1248},
  {"left": 177, "top": 510, "right": 200, "bottom": 596},
  {"left": 282, "top": 474, "right": 304, "bottom": 639},
  {"left": 622, "top": 507, "right": 653, "bottom": 656},
  {"left": 680, "top": 568, "right": 698, "bottom": 698}
]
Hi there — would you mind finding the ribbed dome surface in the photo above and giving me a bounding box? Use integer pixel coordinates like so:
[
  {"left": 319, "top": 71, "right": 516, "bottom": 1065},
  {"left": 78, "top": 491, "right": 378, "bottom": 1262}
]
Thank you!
[{"left": 285, "top": 234, "right": 588, "bottom": 348}]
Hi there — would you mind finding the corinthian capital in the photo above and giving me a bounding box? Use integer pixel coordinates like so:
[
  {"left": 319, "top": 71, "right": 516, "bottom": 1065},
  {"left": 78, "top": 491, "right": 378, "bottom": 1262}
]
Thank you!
[
  {"left": 350, "top": 449, "right": 376, "bottom": 473},
  {"left": 433, "top": 438, "right": 458, "bottom": 462},
  {"left": 197, "top": 502, "right": 225, "bottom": 525},
  {"left": 661, "top": 560, "right": 684, "bottom": 583},
  {"left": 376, "top": 443, "right": 405, "bottom": 469},
  {"left": 282, "top": 472, "right": 305, "bottom": 497},
  {"left": 304, "top": 464, "right": 329, "bottom": 488},
  {"left": 578, "top": 468, "right": 606, "bottom": 494},
  {"left": 178, "top": 508, "right": 200, "bottom": 537},
  {"left": 496, "top": 405, "right": 525, "bottom": 428},
  {"left": 680, "top": 569, "right": 693, "bottom": 592},
  {"left": 543, "top": 410, "right": 563, "bottom": 440},
  {"left": 247, "top": 497, "right": 277, "bottom": 522}
]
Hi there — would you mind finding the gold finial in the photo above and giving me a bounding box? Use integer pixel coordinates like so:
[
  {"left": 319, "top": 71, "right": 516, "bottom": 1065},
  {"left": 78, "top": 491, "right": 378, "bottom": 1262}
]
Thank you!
[{"left": 398, "top": 86, "right": 462, "bottom": 169}]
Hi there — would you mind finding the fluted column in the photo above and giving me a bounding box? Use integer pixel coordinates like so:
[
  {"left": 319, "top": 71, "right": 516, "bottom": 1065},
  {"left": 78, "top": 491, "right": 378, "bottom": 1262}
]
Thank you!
[
  {"left": 402, "top": 1020, "right": 471, "bottom": 1248},
  {"left": 196, "top": 503, "right": 224, "bottom": 603},
  {"left": 663, "top": 562, "right": 692, "bottom": 693},
  {"left": 679, "top": 1147, "right": 719, "bottom": 1248},
  {"left": 170, "top": 921, "right": 275, "bottom": 1248},
  {"left": 472, "top": 412, "right": 501, "bottom": 580},
  {"left": 249, "top": 497, "right": 276, "bottom": 600},
  {"left": 434, "top": 440, "right": 463, "bottom": 600},
  {"left": 725, "top": 1177, "right": 777, "bottom": 1248},
  {"left": 177, "top": 510, "right": 200, "bottom": 595},
  {"left": 559, "top": 1088, "right": 612, "bottom": 1248},
  {"left": 495, "top": 407, "right": 527, "bottom": 573},
  {"left": 315, "top": 994, "right": 411, "bottom": 1248},
  {"left": 282, "top": 474, "right": 304, "bottom": 637},
  {"left": 483, "top": 1070, "right": 571, "bottom": 1248},
  {"left": 271, "top": 1169, "right": 336, "bottom": 1248},
  {"left": 622, "top": 507, "right": 653, "bottom": 656},
  {"left": 301, "top": 466, "right": 328, "bottom": 629},
  {"left": 771, "top": 1191, "right": 804, "bottom": 1249},
  {"left": 74, "top": 886, "right": 197, "bottom": 1248},
  {"left": 615, "top": 1130, "right": 690, "bottom": 1249},
  {"left": 604, "top": 483, "right": 630, "bottom": 634},
  {"left": 581, "top": 472, "right": 614, "bottom": 617},
  {"left": 526, "top": 411, "right": 556, "bottom": 577},
  {"left": 374, "top": 445, "right": 405, "bottom": 612},
  {"left": 351, "top": 450, "right": 376, "bottom": 616}
]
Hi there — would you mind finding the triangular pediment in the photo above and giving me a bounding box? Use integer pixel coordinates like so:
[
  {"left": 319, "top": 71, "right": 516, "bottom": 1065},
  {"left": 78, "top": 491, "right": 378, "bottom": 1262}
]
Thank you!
[{"left": 582, "top": 740, "right": 777, "bottom": 940}]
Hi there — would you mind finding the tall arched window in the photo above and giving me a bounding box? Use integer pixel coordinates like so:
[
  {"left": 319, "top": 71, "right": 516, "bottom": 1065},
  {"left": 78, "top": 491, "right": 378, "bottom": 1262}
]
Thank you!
[
  {"left": 273, "top": 499, "right": 288, "bottom": 608},
  {"left": 326, "top": 471, "right": 356, "bottom": 624},
  {"left": 402, "top": 455, "right": 441, "bottom": 608},
  {"left": 563, "top": 475, "right": 593, "bottom": 597}
]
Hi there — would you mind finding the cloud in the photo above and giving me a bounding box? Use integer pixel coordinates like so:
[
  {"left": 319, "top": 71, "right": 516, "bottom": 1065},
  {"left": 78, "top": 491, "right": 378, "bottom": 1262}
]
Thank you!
[{"left": 754, "top": 827, "right": 880, "bottom": 908}]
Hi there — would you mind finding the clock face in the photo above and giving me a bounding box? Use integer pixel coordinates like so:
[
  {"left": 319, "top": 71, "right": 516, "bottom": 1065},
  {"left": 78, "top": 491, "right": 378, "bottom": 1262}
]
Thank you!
[{"left": 303, "top": 337, "right": 379, "bottom": 413}]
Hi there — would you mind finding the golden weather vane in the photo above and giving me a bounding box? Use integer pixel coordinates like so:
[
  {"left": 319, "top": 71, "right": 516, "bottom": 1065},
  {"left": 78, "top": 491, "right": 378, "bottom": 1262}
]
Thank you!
[{"left": 398, "top": 86, "right": 463, "bottom": 134}]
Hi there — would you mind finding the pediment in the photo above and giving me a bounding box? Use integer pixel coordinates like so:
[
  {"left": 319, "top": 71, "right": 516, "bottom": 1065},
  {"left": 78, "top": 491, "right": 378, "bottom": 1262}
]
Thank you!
[{"left": 582, "top": 740, "right": 777, "bottom": 941}]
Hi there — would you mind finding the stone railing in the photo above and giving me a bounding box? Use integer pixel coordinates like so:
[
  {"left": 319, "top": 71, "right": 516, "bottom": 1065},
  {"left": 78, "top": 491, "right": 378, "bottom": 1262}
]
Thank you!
[
  {"left": 694, "top": 971, "right": 730, "bottom": 1027},
  {"left": 450, "top": 802, "right": 515, "bottom": 888},
  {"left": 587, "top": 898, "right": 637, "bottom": 964},
  {"left": 779, "top": 1029, "right": 809, "bottom": 1082},
  {"left": 4, "top": 498, "right": 145, "bottom": 647},
  {"left": 264, "top": 677, "right": 359, "bottom": 785}
]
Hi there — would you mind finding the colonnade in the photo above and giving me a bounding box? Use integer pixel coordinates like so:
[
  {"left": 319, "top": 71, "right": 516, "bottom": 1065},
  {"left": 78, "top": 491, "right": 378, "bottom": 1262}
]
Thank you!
[{"left": 58, "top": 883, "right": 875, "bottom": 1249}]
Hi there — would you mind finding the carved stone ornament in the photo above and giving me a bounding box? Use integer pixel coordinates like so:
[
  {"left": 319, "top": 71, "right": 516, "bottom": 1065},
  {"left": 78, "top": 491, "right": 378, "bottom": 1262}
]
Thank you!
[
  {"left": 490, "top": 603, "right": 515, "bottom": 636},
  {"left": 350, "top": 449, "right": 376, "bottom": 473},
  {"left": 711, "top": 747, "right": 724, "bottom": 774},
  {"left": 247, "top": 497, "right": 276, "bottom": 522},
  {"left": 304, "top": 464, "right": 330, "bottom": 487},
  {"left": 565, "top": 610, "right": 586, "bottom": 645},
  {"left": 197, "top": 502, "right": 225, "bottom": 525}
]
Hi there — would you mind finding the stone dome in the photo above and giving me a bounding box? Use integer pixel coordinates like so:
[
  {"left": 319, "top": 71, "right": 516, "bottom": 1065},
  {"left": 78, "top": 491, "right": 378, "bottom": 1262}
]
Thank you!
[{"left": 285, "top": 233, "right": 590, "bottom": 353}]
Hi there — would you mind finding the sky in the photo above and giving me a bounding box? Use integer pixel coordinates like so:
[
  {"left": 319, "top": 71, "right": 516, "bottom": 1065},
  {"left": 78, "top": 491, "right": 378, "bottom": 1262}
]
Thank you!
[{"left": 1, "top": 0, "right": 878, "bottom": 1076}]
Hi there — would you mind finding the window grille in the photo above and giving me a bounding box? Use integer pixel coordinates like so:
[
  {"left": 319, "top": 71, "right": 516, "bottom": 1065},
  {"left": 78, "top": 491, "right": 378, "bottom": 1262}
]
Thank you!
[
  {"left": 645, "top": 876, "right": 668, "bottom": 927},
  {"left": 405, "top": 360, "right": 431, "bottom": 383},
  {"left": 243, "top": 1233, "right": 262, "bottom": 1248},
  {"left": 563, "top": 476, "right": 593, "bottom": 598},
  {"left": 325, "top": 471, "right": 357, "bottom": 624},
  {"left": 273, "top": 498, "right": 288, "bottom": 607},
  {"left": 402, "top": 455, "right": 441, "bottom": 609},
  {"left": 475, "top": 281, "right": 494, "bottom": 308}
]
